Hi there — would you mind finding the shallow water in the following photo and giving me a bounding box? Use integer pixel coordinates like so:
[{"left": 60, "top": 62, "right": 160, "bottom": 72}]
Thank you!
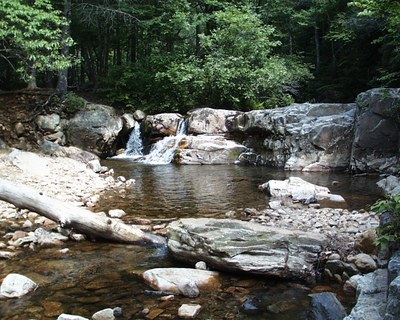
[{"left": 0, "top": 162, "right": 380, "bottom": 319}]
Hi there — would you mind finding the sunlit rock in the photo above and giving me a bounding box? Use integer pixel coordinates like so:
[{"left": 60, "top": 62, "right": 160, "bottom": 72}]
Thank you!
[
  {"left": 167, "top": 218, "right": 327, "bottom": 280},
  {"left": 142, "top": 267, "right": 221, "bottom": 297},
  {"left": 178, "top": 304, "right": 202, "bottom": 318},
  {"left": 0, "top": 273, "right": 37, "bottom": 298},
  {"left": 187, "top": 108, "right": 242, "bottom": 135},
  {"left": 175, "top": 135, "right": 247, "bottom": 165}
]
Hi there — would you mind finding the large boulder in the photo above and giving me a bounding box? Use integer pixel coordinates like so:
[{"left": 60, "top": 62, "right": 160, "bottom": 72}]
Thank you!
[
  {"left": 144, "top": 113, "right": 183, "bottom": 137},
  {"left": 231, "top": 103, "right": 356, "bottom": 171},
  {"left": 167, "top": 218, "right": 327, "bottom": 281},
  {"left": 259, "top": 177, "right": 346, "bottom": 207},
  {"left": 174, "top": 135, "right": 247, "bottom": 164},
  {"left": 187, "top": 108, "right": 242, "bottom": 135},
  {"left": 307, "top": 292, "right": 347, "bottom": 320},
  {"left": 351, "top": 88, "right": 400, "bottom": 174},
  {"left": 65, "top": 104, "right": 123, "bottom": 157}
]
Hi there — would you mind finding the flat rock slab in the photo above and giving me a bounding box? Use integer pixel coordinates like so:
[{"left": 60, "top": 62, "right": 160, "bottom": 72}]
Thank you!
[
  {"left": 142, "top": 268, "right": 220, "bottom": 297},
  {"left": 167, "top": 218, "right": 327, "bottom": 280}
]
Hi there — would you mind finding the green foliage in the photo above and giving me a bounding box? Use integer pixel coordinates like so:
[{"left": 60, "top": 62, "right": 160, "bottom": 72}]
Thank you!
[
  {"left": 0, "top": 0, "right": 73, "bottom": 83},
  {"left": 370, "top": 195, "right": 400, "bottom": 248},
  {"left": 62, "top": 92, "right": 86, "bottom": 114}
]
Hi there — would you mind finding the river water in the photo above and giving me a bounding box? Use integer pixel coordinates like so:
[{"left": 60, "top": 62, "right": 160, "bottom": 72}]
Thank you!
[{"left": 0, "top": 161, "right": 382, "bottom": 320}]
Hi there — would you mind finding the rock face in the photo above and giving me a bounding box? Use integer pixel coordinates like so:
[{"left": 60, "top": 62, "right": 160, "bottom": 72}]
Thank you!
[
  {"left": 175, "top": 135, "right": 247, "bottom": 164},
  {"left": 231, "top": 103, "right": 356, "bottom": 171},
  {"left": 65, "top": 104, "right": 123, "bottom": 157},
  {"left": 0, "top": 273, "right": 38, "bottom": 298},
  {"left": 167, "top": 218, "right": 327, "bottom": 280},
  {"left": 187, "top": 108, "right": 241, "bottom": 135},
  {"left": 142, "top": 268, "right": 221, "bottom": 297},
  {"left": 351, "top": 88, "right": 400, "bottom": 174}
]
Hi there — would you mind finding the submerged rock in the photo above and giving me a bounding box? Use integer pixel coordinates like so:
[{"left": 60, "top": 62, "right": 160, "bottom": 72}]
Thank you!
[
  {"left": 307, "top": 292, "right": 347, "bottom": 320},
  {"left": 167, "top": 218, "right": 327, "bottom": 280},
  {"left": 57, "top": 314, "right": 89, "bottom": 320}
]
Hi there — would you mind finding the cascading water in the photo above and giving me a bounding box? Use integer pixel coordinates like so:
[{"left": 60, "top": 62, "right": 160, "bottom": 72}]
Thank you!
[
  {"left": 141, "top": 118, "right": 188, "bottom": 164},
  {"left": 119, "top": 118, "right": 188, "bottom": 164},
  {"left": 125, "top": 123, "right": 143, "bottom": 157}
]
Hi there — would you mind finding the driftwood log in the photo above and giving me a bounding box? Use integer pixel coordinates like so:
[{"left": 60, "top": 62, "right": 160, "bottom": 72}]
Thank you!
[{"left": 0, "top": 178, "right": 166, "bottom": 247}]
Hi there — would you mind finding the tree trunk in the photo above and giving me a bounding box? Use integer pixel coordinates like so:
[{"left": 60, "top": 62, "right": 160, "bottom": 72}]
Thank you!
[
  {"left": 26, "top": 66, "right": 38, "bottom": 90},
  {"left": 56, "top": 0, "right": 71, "bottom": 98},
  {"left": 0, "top": 179, "right": 166, "bottom": 247}
]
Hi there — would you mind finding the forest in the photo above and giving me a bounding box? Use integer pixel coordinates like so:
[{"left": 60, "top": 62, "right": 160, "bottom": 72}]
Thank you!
[{"left": 0, "top": 0, "right": 399, "bottom": 113}]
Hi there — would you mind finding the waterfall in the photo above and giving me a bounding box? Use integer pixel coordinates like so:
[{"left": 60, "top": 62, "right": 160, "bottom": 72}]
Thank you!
[
  {"left": 125, "top": 123, "right": 143, "bottom": 157},
  {"left": 142, "top": 118, "right": 188, "bottom": 164},
  {"left": 117, "top": 118, "right": 188, "bottom": 164}
]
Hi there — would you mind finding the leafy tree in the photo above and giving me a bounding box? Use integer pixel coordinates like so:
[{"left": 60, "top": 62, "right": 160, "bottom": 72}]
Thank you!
[
  {"left": 350, "top": 0, "right": 400, "bottom": 86},
  {"left": 156, "top": 5, "right": 312, "bottom": 110},
  {"left": 0, "top": 0, "right": 74, "bottom": 89}
]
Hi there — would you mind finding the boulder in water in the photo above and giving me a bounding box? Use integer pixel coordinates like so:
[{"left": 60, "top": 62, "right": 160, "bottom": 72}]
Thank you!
[
  {"left": 167, "top": 218, "right": 327, "bottom": 280},
  {"left": 0, "top": 273, "right": 38, "bottom": 298},
  {"left": 187, "top": 108, "right": 242, "bottom": 134}
]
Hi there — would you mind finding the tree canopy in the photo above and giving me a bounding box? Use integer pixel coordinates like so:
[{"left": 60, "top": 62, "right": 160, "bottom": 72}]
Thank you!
[{"left": 0, "top": 0, "right": 399, "bottom": 112}]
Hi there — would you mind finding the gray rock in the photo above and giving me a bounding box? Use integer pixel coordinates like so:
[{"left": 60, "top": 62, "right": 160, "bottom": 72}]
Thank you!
[
  {"left": 344, "top": 269, "right": 388, "bottom": 320},
  {"left": 92, "top": 308, "right": 115, "bottom": 320},
  {"left": 187, "top": 108, "right": 242, "bottom": 135},
  {"left": 133, "top": 110, "right": 146, "bottom": 121},
  {"left": 385, "top": 276, "right": 400, "bottom": 320},
  {"left": 377, "top": 175, "right": 400, "bottom": 196},
  {"left": 167, "top": 218, "right": 327, "bottom": 280},
  {"left": 348, "top": 253, "right": 377, "bottom": 273},
  {"left": 121, "top": 113, "right": 135, "bottom": 132},
  {"left": 36, "top": 113, "right": 61, "bottom": 133},
  {"left": 142, "top": 267, "right": 220, "bottom": 297},
  {"left": 108, "top": 209, "right": 126, "bottom": 218},
  {"left": 144, "top": 113, "right": 183, "bottom": 137},
  {"left": 351, "top": 88, "right": 400, "bottom": 174},
  {"left": 231, "top": 103, "right": 355, "bottom": 171},
  {"left": 178, "top": 304, "right": 202, "bottom": 318},
  {"left": 15, "top": 122, "right": 25, "bottom": 136},
  {"left": 88, "top": 159, "right": 102, "bottom": 173},
  {"left": 65, "top": 104, "right": 123, "bottom": 157},
  {"left": 307, "top": 292, "right": 347, "bottom": 320},
  {"left": 388, "top": 250, "right": 400, "bottom": 283},
  {"left": 0, "top": 273, "right": 37, "bottom": 298},
  {"left": 175, "top": 135, "right": 247, "bottom": 165},
  {"left": 57, "top": 314, "right": 89, "bottom": 320}
]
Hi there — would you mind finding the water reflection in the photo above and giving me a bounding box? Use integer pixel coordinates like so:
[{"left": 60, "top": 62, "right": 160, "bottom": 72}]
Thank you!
[
  {"left": 100, "top": 161, "right": 382, "bottom": 217},
  {"left": 0, "top": 162, "right": 380, "bottom": 319}
]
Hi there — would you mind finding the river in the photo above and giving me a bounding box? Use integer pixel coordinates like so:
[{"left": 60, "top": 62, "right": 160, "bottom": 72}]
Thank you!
[{"left": 0, "top": 161, "right": 382, "bottom": 320}]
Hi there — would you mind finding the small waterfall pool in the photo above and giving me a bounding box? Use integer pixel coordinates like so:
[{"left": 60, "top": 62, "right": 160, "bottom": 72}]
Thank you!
[{"left": 0, "top": 161, "right": 381, "bottom": 319}]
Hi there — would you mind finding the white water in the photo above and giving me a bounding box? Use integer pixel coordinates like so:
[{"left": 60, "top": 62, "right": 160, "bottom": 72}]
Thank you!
[
  {"left": 125, "top": 123, "right": 143, "bottom": 156},
  {"left": 119, "top": 119, "right": 188, "bottom": 164}
]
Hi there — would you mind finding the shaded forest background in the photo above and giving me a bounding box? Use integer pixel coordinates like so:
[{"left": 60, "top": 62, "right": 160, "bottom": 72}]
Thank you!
[{"left": 1, "top": 0, "right": 399, "bottom": 113}]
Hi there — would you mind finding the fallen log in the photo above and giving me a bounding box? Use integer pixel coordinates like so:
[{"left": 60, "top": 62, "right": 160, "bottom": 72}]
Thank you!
[{"left": 0, "top": 178, "right": 166, "bottom": 247}]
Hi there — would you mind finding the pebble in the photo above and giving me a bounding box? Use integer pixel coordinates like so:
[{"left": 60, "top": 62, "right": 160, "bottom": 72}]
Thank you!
[{"left": 178, "top": 304, "right": 202, "bottom": 318}]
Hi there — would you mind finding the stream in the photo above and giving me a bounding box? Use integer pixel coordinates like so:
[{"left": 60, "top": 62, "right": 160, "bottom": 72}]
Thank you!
[{"left": 0, "top": 161, "right": 382, "bottom": 320}]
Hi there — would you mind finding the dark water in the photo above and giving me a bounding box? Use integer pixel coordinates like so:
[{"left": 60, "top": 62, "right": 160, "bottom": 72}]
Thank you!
[{"left": 0, "top": 162, "right": 381, "bottom": 320}]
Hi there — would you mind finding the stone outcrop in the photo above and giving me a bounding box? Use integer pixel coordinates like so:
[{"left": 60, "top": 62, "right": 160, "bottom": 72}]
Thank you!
[
  {"left": 231, "top": 103, "right": 356, "bottom": 171},
  {"left": 376, "top": 175, "right": 400, "bottom": 196},
  {"left": 350, "top": 88, "right": 400, "bottom": 174},
  {"left": 65, "top": 104, "right": 123, "bottom": 157},
  {"left": 175, "top": 135, "right": 247, "bottom": 164},
  {"left": 167, "top": 218, "right": 327, "bottom": 280},
  {"left": 187, "top": 108, "right": 241, "bottom": 135}
]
